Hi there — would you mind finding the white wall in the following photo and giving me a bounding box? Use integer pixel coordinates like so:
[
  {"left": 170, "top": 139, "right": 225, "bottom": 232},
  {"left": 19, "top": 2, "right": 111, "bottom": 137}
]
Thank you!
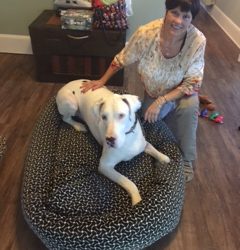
[
  {"left": 216, "top": 0, "right": 240, "bottom": 27},
  {"left": 1, "top": 0, "right": 239, "bottom": 53},
  {"left": 202, "top": 0, "right": 240, "bottom": 48},
  {"left": 127, "top": 0, "right": 165, "bottom": 38},
  {"left": 0, "top": 0, "right": 52, "bottom": 35}
]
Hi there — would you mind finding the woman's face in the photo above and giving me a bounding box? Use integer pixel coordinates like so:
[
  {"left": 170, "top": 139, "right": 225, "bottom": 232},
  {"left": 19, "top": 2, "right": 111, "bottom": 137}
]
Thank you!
[{"left": 164, "top": 6, "right": 193, "bottom": 37}]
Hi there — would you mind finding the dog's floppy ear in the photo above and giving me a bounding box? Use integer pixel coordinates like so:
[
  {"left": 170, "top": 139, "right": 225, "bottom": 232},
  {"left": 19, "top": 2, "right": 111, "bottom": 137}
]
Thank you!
[
  {"left": 92, "top": 98, "right": 104, "bottom": 117},
  {"left": 121, "top": 94, "right": 141, "bottom": 113}
]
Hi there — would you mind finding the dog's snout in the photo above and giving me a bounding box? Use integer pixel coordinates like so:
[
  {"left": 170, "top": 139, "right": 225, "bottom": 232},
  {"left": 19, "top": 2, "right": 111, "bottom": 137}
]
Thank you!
[{"left": 106, "top": 137, "right": 116, "bottom": 147}]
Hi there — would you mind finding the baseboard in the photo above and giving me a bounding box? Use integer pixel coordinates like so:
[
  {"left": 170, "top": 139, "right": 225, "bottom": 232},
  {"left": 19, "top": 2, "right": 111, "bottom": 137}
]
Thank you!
[
  {"left": 0, "top": 34, "right": 33, "bottom": 54},
  {"left": 201, "top": 3, "right": 240, "bottom": 49}
]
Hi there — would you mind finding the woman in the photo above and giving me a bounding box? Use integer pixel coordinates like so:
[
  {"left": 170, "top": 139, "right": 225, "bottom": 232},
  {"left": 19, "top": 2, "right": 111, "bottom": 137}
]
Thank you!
[{"left": 81, "top": 0, "right": 206, "bottom": 182}]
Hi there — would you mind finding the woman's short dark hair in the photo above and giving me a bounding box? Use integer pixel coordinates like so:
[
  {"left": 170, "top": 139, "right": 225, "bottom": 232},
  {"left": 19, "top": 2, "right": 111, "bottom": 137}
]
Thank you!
[{"left": 165, "top": 0, "right": 200, "bottom": 19}]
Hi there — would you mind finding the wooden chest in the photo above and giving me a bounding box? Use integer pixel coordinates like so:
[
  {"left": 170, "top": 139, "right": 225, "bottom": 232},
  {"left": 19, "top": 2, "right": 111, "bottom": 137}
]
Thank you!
[{"left": 29, "top": 10, "right": 126, "bottom": 86}]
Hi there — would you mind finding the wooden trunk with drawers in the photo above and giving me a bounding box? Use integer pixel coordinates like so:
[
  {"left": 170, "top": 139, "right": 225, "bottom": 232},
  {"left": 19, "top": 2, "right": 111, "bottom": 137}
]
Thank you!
[{"left": 29, "top": 10, "right": 126, "bottom": 86}]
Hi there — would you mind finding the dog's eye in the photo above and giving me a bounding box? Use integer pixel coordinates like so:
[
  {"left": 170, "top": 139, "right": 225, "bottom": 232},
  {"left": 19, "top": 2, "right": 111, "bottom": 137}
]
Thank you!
[
  {"left": 119, "top": 113, "right": 125, "bottom": 119},
  {"left": 102, "top": 115, "right": 107, "bottom": 120}
]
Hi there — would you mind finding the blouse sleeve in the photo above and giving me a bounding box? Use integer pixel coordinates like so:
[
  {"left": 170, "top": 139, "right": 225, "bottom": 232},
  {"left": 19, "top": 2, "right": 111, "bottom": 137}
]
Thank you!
[
  {"left": 111, "top": 26, "right": 147, "bottom": 68},
  {"left": 177, "top": 37, "right": 206, "bottom": 96}
]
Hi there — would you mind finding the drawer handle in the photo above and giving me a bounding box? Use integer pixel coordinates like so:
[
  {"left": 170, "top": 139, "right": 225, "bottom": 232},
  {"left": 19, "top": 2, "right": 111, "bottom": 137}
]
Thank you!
[{"left": 67, "top": 34, "right": 89, "bottom": 40}]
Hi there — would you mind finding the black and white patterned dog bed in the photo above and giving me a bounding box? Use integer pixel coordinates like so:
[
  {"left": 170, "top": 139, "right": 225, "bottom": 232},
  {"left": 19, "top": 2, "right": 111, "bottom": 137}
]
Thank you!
[{"left": 22, "top": 97, "right": 184, "bottom": 250}]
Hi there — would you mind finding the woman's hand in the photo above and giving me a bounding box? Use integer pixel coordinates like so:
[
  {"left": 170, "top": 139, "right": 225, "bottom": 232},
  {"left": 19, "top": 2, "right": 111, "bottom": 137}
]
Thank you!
[
  {"left": 80, "top": 79, "right": 105, "bottom": 93},
  {"left": 144, "top": 97, "right": 165, "bottom": 123}
]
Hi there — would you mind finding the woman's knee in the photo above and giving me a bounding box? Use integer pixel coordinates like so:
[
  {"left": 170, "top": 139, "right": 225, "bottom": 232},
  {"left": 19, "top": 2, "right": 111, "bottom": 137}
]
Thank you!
[{"left": 176, "top": 94, "right": 199, "bottom": 115}]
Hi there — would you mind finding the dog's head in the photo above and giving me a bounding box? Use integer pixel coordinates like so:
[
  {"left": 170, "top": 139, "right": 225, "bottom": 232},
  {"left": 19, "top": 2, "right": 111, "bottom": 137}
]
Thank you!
[{"left": 93, "top": 94, "right": 141, "bottom": 148}]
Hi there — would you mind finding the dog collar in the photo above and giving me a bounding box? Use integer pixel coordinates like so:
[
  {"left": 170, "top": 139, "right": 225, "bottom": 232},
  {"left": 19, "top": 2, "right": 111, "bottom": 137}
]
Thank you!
[{"left": 125, "top": 115, "right": 138, "bottom": 135}]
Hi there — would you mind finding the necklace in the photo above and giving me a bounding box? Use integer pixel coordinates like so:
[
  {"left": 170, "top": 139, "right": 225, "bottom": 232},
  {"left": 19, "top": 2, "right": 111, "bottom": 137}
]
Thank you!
[{"left": 160, "top": 24, "right": 187, "bottom": 58}]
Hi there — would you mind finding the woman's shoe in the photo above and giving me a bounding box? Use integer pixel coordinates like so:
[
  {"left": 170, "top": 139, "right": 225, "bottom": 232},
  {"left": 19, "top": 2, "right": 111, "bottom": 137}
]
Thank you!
[{"left": 184, "top": 161, "right": 194, "bottom": 182}]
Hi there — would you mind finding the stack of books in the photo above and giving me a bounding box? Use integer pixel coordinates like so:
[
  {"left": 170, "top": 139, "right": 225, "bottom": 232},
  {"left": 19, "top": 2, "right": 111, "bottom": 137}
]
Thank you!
[{"left": 60, "top": 9, "right": 93, "bottom": 30}]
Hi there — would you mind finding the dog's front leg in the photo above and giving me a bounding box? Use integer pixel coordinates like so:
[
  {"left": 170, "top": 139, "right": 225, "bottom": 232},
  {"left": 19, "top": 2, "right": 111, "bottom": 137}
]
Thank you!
[
  {"left": 62, "top": 115, "right": 87, "bottom": 132},
  {"left": 99, "top": 157, "right": 142, "bottom": 206},
  {"left": 145, "top": 142, "right": 170, "bottom": 164}
]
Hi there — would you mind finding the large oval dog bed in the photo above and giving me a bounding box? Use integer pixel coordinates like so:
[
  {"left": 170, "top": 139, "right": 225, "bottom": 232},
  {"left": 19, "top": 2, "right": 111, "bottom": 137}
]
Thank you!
[{"left": 22, "top": 97, "right": 184, "bottom": 250}]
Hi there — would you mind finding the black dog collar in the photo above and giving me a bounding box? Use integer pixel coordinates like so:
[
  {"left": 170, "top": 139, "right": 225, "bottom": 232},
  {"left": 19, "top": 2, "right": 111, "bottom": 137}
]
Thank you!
[{"left": 125, "top": 115, "right": 138, "bottom": 135}]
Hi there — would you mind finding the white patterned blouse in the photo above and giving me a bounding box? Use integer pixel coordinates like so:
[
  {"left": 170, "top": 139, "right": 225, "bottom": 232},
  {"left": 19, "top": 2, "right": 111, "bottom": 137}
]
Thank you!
[{"left": 113, "top": 19, "right": 206, "bottom": 98}]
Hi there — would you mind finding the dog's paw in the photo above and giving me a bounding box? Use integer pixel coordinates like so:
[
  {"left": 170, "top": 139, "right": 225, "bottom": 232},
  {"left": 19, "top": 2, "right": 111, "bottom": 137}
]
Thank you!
[
  {"left": 73, "top": 123, "right": 87, "bottom": 132},
  {"left": 157, "top": 155, "right": 170, "bottom": 165},
  {"left": 162, "top": 155, "right": 170, "bottom": 164},
  {"left": 131, "top": 193, "right": 142, "bottom": 206}
]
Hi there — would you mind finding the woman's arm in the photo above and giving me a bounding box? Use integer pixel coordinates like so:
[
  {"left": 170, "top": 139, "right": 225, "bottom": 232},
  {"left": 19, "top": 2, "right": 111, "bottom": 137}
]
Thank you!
[
  {"left": 144, "top": 87, "right": 184, "bottom": 123},
  {"left": 80, "top": 26, "right": 146, "bottom": 93},
  {"left": 80, "top": 62, "right": 120, "bottom": 93}
]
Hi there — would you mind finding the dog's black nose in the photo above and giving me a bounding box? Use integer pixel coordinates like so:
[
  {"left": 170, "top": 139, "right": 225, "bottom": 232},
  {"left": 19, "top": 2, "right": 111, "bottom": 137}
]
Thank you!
[{"left": 106, "top": 137, "right": 116, "bottom": 147}]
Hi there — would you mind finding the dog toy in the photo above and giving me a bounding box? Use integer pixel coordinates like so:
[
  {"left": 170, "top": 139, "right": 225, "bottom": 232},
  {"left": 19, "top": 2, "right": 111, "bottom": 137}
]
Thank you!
[
  {"left": 199, "top": 110, "right": 224, "bottom": 124},
  {"left": 199, "top": 108, "right": 208, "bottom": 118},
  {"left": 214, "top": 115, "right": 224, "bottom": 124},
  {"left": 209, "top": 111, "right": 220, "bottom": 120},
  {"left": 199, "top": 95, "right": 216, "bottom": 111},
  {"left": 209, "top": 111, "right": 224, "bottom": 124},
  {"left": 199, "top": 95, "right": 223, "bottom": 124}
]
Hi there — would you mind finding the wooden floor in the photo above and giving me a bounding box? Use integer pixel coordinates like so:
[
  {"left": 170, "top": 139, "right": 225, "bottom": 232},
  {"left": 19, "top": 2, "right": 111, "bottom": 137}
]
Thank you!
[{"left": 0, "top": 8, "right": 240, "bottom": 250}]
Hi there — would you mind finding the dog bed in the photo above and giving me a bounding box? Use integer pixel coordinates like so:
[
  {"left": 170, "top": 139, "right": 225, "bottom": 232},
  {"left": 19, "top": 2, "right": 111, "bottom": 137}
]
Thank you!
[{"left": 22, "top": 97, "right": 184, "bottom": 250}]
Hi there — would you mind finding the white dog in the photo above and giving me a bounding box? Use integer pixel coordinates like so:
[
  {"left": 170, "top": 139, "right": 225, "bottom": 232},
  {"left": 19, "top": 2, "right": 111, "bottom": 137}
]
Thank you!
[{"left": 56, "top": 79, "right": 170, "bottom": 206}]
